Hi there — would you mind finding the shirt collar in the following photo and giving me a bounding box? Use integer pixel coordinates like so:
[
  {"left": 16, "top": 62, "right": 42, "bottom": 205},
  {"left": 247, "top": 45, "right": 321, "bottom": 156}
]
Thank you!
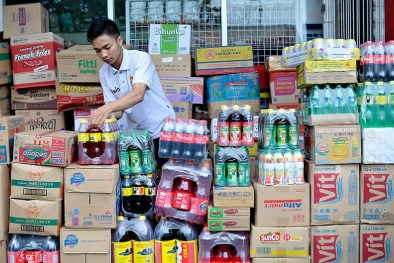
[{"left": 110, "top": 47, "right": 130, "bottom": 74}]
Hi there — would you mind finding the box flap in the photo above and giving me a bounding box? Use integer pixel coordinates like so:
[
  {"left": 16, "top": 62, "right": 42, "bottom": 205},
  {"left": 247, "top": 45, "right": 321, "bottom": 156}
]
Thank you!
[{"left": 61, "top": 228, "right": 111, "bottom": 254}]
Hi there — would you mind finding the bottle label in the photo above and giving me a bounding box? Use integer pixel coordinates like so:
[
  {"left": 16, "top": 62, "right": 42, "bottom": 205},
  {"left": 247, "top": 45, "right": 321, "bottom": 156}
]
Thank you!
[
  {"left": 194, "top": 134, "right": 208, "bottom": 145},
  {"left": 89, "top": 132, "right": 102, "bottom": 142},
  {"left": 217, "top": 122, "right": 229, "bottom": 146},
  {"left": 155, "top": 189, "right": 173, "bottom": 208},
  {"left": 189, "top": 196, "right": 208, "bottom": 216},
  {"left": 263, "top": 126, "right": 275, "bottom": 147},
  {"left": 172, "top": 191, "right": 193, "bottom": 211},
  {"left": 276, "top": 126, "right": 288, "bottom": 147},
  {"left": 229, "top": 122, "right": 242, "bottom": 146},
  {"left": 133, "top": 240, "right": 154, "bottom": 263},
  {"left": 174, "top": 132, "right": 183, "bottom": 143},
  {"left": 226, "top": 163, "right": 238, "bottom": 186},
  {"left": 288, "top": 125, "right": 299, "bottom": 146},
  {"left": 145, "top": 187, "right": 156, "bottom": 196},
  {"left": 182, "top": 133, "right": 194, "bottom": 144},
  {"left": 122, "top": 187, "right": 132, "bottom": 196},
  {"left": 78, "top": 133, "right": 89, "bottom": 142},
  {"left": 376, "top": 95, "right": 387, "bottom": 105},
  {"left": 160, "top": 131, "right": 173, "bottom": 142},
  {"left": 7, "top": 251, "right": 24, "bottom": 263},
  {"left": 238, "top": 162, "right": 250, "bottom": 187},
  {"left": 375, "top": 54, "right": 386, "bottom": 64},
  {"left": 102, "top": 132, "right": 114, "bottom": 142},
  {"left": 330, "top": 137, "right": 349, "bottom": 160},
  {"left": 113, "top": 241, "right": 132, "bottom": 263},
  {"left": 43, "top": 250, "right": 60, "bottom": 263},
  {"left": 241, "top": 122, "right": 254, "bottom": 145},
  {"left": 176, "top": 240, "right": 198, "bottom": 263},
  {"left": 132, "top": 187, "right": 145, "bottom": 195},
  {"left": 24, "top": 250, "right": 43, "bottom": 262},
  {"left": 361, "top": 54, "right": 374, "bottom": 65},
  {"left": 387, "top": 54, "right": 394, "bottom": 64},
  {"left": 155, "top": 240, "right": 177, "bottom": 263},
  {"left": 364, "top": 96, "right": 374, "bottom": 105}
]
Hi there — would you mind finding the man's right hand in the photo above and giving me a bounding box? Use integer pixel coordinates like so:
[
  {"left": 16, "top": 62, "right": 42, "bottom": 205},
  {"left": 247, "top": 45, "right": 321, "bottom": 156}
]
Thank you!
[{"left": 88, "top": 105, "right": 112, "bottom": 128}]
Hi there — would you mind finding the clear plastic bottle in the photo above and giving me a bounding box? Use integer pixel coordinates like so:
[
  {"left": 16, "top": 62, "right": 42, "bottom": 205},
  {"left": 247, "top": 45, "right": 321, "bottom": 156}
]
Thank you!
[
  {"left": 362, "top": 82, "right": 375, "bottom": 128},
  {"left": 102, "top": 118, "right": 116, "bottom": 164},
  {"left": 375, "top": 81, "right": 387, "bottom": 127},
  {"left": 159, "top": 117, "right": 174, "bottom": 158},
  {"left": 323, "top": 84, "right": 334, "bottom": 115},
  {"left": 130, "top": 216, "right": 154, "bottom": 263},
  {"left": 263, "top": 109, "right": 276, "bottom": 148},
  {"left": 241, "top": 104, "right": 254, "bottom": 146},
  {"left": 387, "top": 81, "right": 394, "bottom": 127},
  {"left": 78, "top": 119, "right": 90, "bottom": 165},
  {"left": 288, "top": 109, "right": 299, "bottom": 148},
  {"left": 43, "top": 236, "right": 60, "bottom": 263},
  {"left": 217, "top": 105, "right": 230, "bottom": 146},
  {"left": 112, "top": 216, "right": 133, "bottom": 263},
  {"left": 309, "top": 85, "right": 321, "bottom": 115}
]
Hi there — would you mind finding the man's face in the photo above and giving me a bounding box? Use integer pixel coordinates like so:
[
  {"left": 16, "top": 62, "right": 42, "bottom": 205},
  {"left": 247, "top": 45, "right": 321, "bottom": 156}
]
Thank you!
[{"left": 92, "top": 34, "right": 123, "bottom": 66}]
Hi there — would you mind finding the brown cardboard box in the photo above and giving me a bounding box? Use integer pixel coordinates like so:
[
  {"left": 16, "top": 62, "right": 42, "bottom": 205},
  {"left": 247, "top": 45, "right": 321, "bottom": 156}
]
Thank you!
[
  {"left": 252, "top": 182, "right": 310, "bottom": 227},
  {"left": 2, "top": 3, "right": 49, "bottom": 39},
  {"left": 171, "top": 101, "right": 193, "bottom": 119},
  {"left": 60, "top": 227, "right": 111, "bottom": 263},
  {"left": 150, "top": 54, "right": 191, "bottom": 77},
  {"left": 0, "top": 85, "right": 11, "bottom": 116},
  {"left": 0, "top": 42, "right": 12, "bottom": 84},
  {"left": 306, "top": 125, "right": 361, "bottom": 164},
  {"left": 0, "top": 240, "right": 7, "bottom": 262},
  {"left": 160, "top": 77, "right": 204, "bottom": 104},
  {"left": 64, "top": 164, "right": 120, "bottom": 229},
  {"left": 360, "top": 224, "right": 394, "bottom": 262},
  {"left": 13, "top": 129, "right": 77, "bottom": 167},
  {"left": 361, "top": 164, "right": 394, "bottom": 224},
  {"left": 213, "top": 185, "right": 254, "bottom": 207},
  {"left": 9, "top": 199, "right": 62, "bottom": 236},
  {"left": 208, "top": 204, "right": 250, "bottom": 220},
  {"left": 307, "top": 161, "right": 359, "bottom": 225},
  {"left": 250, "top": 224, "right": 310, "bottom": 258},
  {"left": 208, "top": 219, "right": 250, "bottom": 231},
  {"left": 15, "top": 109, "right": 65, "bottom": 131},
  {"left": 0, "top": 115, "right": 25, "bottom": 164},
  {"left": 297, "top": 70, "right": 357, "bottom": 89},
  {"left": 252, "top": 259, "right": 311, "bottom": 263},
  {"left": 11, "top": 33, "right": 64, "bottom": 89},
  {"left": 0, "top": 165, "right": 10, "bottom": 240},
  {"left": 311, "top": 225, "right": 359, "bottom": 262},
  {"left": 11, "top": 86, "right": 57, "bottom": 110},
  {"left": 11, "top": 163, "right": 63, "bottom": 201},
  {"left": 265, "top": 56, "right": 296, "bottom": 72},
  {"left": 55, "top": 81, "right": 104, "bottom": 112}
]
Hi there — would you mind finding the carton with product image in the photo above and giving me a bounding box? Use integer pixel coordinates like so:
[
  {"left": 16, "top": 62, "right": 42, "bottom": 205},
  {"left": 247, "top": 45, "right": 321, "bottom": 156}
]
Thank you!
[
  {"left": 311, "top": 225, "right": 359, "bottom": 263},
  {"left": 306, "top": 161, "right": 360, "bottom": 225},
  {"left": 360, "top": 224, "right": 394, "bottom": 262}
]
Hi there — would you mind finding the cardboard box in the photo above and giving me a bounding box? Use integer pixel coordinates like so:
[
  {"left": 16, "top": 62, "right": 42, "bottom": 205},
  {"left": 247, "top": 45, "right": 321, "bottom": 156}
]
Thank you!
[
  {"left": 306, "top": 125, "right": 361, "bottom": 165},
  {"left": 307, "top": 161, "right": 360, "bottom": 225},
  {"left": 269, "top": 71, "right": 299, "bottom": 103},
  {"left": 252, "top": 182, "right": 310, "bottom": 227},
  {"left": 9, "top": 199, "right": 62, "bottom": 236},
  {"left": 150, "top": 54, "right": 191, "bottom": 77},
  {"left": 213, "top": 185, "right": 254, "bottom": 207},
  {"left": 252, "top": 259, "right": 311, "bottom": 263},
  {"left": 13, "top": 129, "right": 78, "bottom": 167},
  {"left": 160, "top": 76, "right": 204, "bottom": 104},
  {"left": 0, "top": 85, "right": 11, "bottom": 116},
  {"left": 250, "top": 224, "right": 310, "bottom": 258},
  {"left": 195, "top": 45, "right": 255, "bottom": 76},
  {"left": 265, "top": 56, "right": 296, "bottom": 72},
  {"left": 0, "top": 165, "right": 10, "bottom": 239},
  {"left": 60, "top": 228, "right": 111, "bottom": 263},
  {"left": 311, "top": 225, "right": 359, "bottom": 263},
  {"left": 15, "top": 109, "right": 65, "bottom": 131},
  {"left": 297, "top": 71, "right": 357, "bottom": 89},
  {"left": 361, "top": 165, "right": 394, "bottom": 224},
  {"left": 0, "top": 115, "right": 25, "bottom": 164},
  {"left": 208, "top": 219, "right": 250, "bottom": 231},
  {"left": 11, "top": 33, "right": 64, "bottom": 89},
  {"left": 208, "top": 205, "right": 250, "bottom": 220},
  {"left": 73, "top": 108, "right": 128, "bottom": 132},
  {"left": 205, "top": 72, "right": 260, "bottom": 118},
  {"left": 171, "top": 101, "right": 192, "bottom": 119},
  {"left": 0, "top": 42, "right": 12, "bottom": 84},
  {"left": 0, "top": 240, "right": 6, "bottom": 262},
  {"left": 362, "top": 128, "right": 394, "bottom": 164},
  {"left": 297, "top": 60, "right": 357, "bottom": 73},
  {"left": 148, "top": 24, "right": 191, "bottom": 55},
  {"left": 57, "top": 45, "right": 104, "bottom": 83},
  {"left": 11, "top": 162, "right": 63, "bottom": 201},
  {"left": 360, "top": 224, "right": 394, "bottom": 262},
  {"left": 2, "top": 3, "right": 49, "bottom": 39},
  {"left": 64, "top": 164, "right": 120, "bottom": 229},
  {"left": 11, "top": 86, "right": 57, "bottom": 110},
  {"left": 269, "top": 102, "right": 299, "bottom": 110}
]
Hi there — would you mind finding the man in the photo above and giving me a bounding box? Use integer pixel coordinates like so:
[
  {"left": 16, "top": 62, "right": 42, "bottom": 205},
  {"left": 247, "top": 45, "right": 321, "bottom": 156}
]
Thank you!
[{"left": 87, "top": 18, "right": 175, "bottom": 168}]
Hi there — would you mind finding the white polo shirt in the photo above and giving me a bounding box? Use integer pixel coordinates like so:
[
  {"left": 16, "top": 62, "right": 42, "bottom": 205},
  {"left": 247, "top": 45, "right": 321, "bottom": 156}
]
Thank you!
[{"left": 99, "top": 48, "right": 175, "bottom": 139}]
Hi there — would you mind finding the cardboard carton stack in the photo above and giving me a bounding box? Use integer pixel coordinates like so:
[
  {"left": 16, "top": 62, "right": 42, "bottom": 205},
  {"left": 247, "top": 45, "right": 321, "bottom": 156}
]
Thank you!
[
  {"left": 149, "top": 24, "right": 202, "bottom": 119},
  {"left": 0, "top": 165, "right": 10, "bottom": 263}
]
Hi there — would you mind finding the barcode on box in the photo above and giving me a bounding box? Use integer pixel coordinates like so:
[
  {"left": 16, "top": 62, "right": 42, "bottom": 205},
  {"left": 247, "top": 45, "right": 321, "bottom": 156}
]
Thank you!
[
  {"left": 14, "top": 103, "right": 27, "bottom": 109},
  {"left": 256, "top": 247, "right": 271, "bottom": 254},
  {"left": 23, "top": 188, "right": 47, "bottom": 196},
  {"left": 21, "top": 225, "right": 44, "bottom": 232}
]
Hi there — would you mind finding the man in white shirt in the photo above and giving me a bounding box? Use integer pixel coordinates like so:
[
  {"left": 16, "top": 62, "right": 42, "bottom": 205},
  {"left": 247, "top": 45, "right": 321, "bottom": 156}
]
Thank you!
[{"left": 87, "top": 18, "right": 175, "bottom": 168}]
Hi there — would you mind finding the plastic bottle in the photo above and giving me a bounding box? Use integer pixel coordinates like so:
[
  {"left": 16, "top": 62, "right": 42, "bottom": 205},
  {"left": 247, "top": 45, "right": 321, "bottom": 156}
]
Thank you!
[
  {"left": 213, "top": 245, "right": 234, "bottom": 262},
  {"left": 102, "top": 118, "right": 116, "bottom": 164},
  {"left": 273, "top": 149, "right": 285, "bottom": 185},
  {"left": 387, "top": 81, "right": 394, "bottom": 127},
  {"left": 293, "top": 149, "right": 305, "bottom": 184},
  {"left": 172, "top": 177, "right": 196, "bottom": 211},
  {"left": 299, "top": 87, "right": 309, "bottom": 125},
  {"left": 229, "top": 105, "right": 242, "bottom": 146},
  {"left": 374, "top": 41, "right": 386, "bottom": 82},
  {"left": 176, "top": 218, "right": 198, "bottom": 263},
  {"left": 87, "top": 126, "right": 104, "bottom": 160},
  {"left": 362, "top": 82, "right": 375, "bottom": 128},
  {"left": 275, "top": 109, "right": 288, "bottom": 148},
  {"left": 309, "top": 85, "right": 321, "bottom": 115},
  {"left": 263, "top": 149, "right": 275, "bottom": 185},
  {"left": 217, "top": 105, "right": 230, "bottom": 146},
  {"left": 351, "top": 135, "right": 359, "bottom": 159},
  {"left": 284, "top": 148, "right": 294, "bottom": 185},
  {"left": 288, "top": 109, "right": 299, "bottom": 148},
  {"left": 257, "top": 109, "right": 266, "bottom": 148},
  {"left": 128, "top": 142, "right": 142, "bottom": 175},
  {"left": 159, "top": 117, "right": 174, "bottom": 158},
  {"left": 43, "top": 236, "right": 60, "bottom": 263},
  {"left": 375, "top": 81, "right": 387, "bottom": 127},
  {"left": 347, "top": 84, "right": 357, "bottom": 114},
  {"left": 347, "top": 231, "right": 357, "bottom": 263},
  {"left": 385, "top": 40, "right": 394, "bottom": 81},
  {"left": 214, "top": 150, "right": 226, "bottom": 187},
  {"left": 226, "top": 157, "right": 238, "bottom": 187},
  {"left": 263, "top": 109, "right": 276, "bottom": 148},
  {"left": 336, "top": 84, "right": 346, "bottom": 114},
  {"left": 7, "top": 234, "right": 26, "bottom": 263},
  {"left": 241, "top": 104, "right": 254, "bottom": 146},
  {"left": 348, "top": 170, "right": 358, "bottom": 206},
  {"left": 78, "top": 119, "right": 90, "bottom": 165},
  {"left": 119, "top": 132, "right": 132, "bottom": 176},
  {"left": 130, "top": 216, "right": 155, "bottom": 263},
  {"left": 182, "top": 119, "right": 196, "bottom": 159},
  {"left": 362, "top": 41, "right": 374, "bottom": 82},
  {"left": 129, "top": 174, "right": 145, "bottom": 216},
  {"left": 194, "top": 120, "right": 208, "bottom": 161},
  {"left": 154, "top": 217, "right": 178, "bottom": 263},
  {"left": 121, "top": 176, "right": 133, "bottom": 217},
  {"left": 238, "top": 149, "right": 251, "bottom": 187},
  {"left": 112, "top": 216, "right": 133, "bottom": 263},
  {"left": 142, "top": 173, "right": 157, "bottom": 216},
  {"left": 171, "top": 118, "right": 185, "bottom": 159},
  {"left": 323, "top": 84, "right": 334, "bottom": 115}
]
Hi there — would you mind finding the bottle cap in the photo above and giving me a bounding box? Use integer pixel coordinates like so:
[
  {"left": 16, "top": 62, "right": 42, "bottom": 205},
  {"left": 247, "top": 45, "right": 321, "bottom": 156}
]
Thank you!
[
  {"left": 118, "top": 216, "right": 124, "bottom": 221},
  {"left": 221, "top": 105, "right": 228, "bottom": 110},
  {"left": 139, "top": 216, "right": 146, "bottom": 220},
  {"left": 104, "top": 119, "right": 111, "bottom": 123},
  {"left": 377, "top": 81, "right": 384, "bottom": 85},
  {"left": 244, "top": 104, "right": 251, "bottom": 109}
]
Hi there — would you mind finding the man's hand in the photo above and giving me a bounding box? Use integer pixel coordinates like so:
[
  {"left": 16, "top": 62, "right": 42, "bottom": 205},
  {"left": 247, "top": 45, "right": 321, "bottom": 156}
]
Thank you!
[{"left": 88, "top": 105, "right": 112, "bottom": 128}]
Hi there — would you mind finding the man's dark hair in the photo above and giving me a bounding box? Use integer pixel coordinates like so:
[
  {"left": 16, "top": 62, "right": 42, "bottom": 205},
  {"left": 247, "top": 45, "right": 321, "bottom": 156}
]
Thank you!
[{"left": 87, "top": 18, "right": 120, "bottom": 43}]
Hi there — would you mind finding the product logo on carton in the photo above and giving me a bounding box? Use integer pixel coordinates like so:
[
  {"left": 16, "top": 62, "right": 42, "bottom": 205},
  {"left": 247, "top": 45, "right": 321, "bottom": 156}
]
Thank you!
[
  {"left": 362, "top": 233, "right": 391, "bottom": 262},
  {"left": 70, "top": 173, "right": 85, "bottom": 185},
  {"left": 209, "top": 222, "right": 221, "bottom": 229},
  {"left": 210, "top": 210, "right": 222, "bottom": 217},
  {"left": 363, "top": 173, "right": 394, "bottom": 204},
  {"left": 27, "top": 165, "right": 44, "bottom": 180},
  {"left": 260, "top": 232, "right": 281, "bottom": 242},
  {"left": 313, "top": 235, "right": 342, "bottom": 262},
  {"left": 154, "top": 27, "right": 186, "bottom": 36},
  {"left": 22, "top": 145, "right": 49, "bottom": 161},
  {"left": 59, "top": 84, "right": 93, "bottom": 95},
  {"left": 264, "top": 199, "right": 303, "bottom": 209},
  {"left": 24, "top": 202, "right": 41, "bottom": 218},
  {"left": 223, "top": 221, "right": 237, "bottom": 227},
  {"left": 224, "top": 209, "right": 239, "bottom": 215},
  {"left": 26, "top": 117, "right": 57, "bottom": 130},
  {"left": 64, "top": 234, "right": 79, "bottom": 247},
  {"left": 314, "top": 173, "right": 343, "bottom": 204},
  {"left": 316, "top": 143, "right": 329, "bottom": 156}
]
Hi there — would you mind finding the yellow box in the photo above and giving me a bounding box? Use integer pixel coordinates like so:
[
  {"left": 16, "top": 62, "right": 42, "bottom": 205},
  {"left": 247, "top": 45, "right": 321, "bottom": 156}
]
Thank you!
[
  {"left": 297, "top": 60, "right": 357, "bottom": 74},
  {"left": 305, "top": 47, "right": 360, "bottom": 61}
]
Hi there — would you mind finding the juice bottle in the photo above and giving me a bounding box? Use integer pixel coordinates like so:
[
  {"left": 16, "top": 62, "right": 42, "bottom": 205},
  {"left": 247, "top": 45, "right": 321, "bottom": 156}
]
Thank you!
[
  {"left": 87, "top": 126, "right": 103, "bottom": 160},
  {"left": 284, "top": 148, "right": 294, "bottom": 185},
  {"left": 225, "top": 157, "right": 238, "bottom": 187},
  {"left": 78, "top": 119, "right": 90, "bottom": 165},
  {"left": 293, "top": 149, "right": 304, "bottom": 184},
  {"left": 241, "top": 104, "right": 254, "bottom": 146},
  {"left": 112, "top": 216, "right": 133, "bottom": 263},
  {"left": 263, "top": 149, "right": 274, "bottom": 185},
  {"left": 217, "top": 105, "right": 230, "bottom": 146},
  {"left": 273, "top": 149, "right": 285, "bottom": 185},
  {"left": 263, "top": 109, "right": 276, "bottom": 148},
  {"left": 287, "top": 109, "right": 299, "bottom": 148},
  {"left": 229, "top": 105, "right": 242, "bottom": 146},
  {"left": 275, "top": 109, "right": 288, "bottom": 148}
]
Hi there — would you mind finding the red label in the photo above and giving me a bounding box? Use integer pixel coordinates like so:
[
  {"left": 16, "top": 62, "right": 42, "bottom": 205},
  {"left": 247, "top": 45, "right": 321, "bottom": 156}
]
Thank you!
[
  {"left": 57, "top": 94, "right": 104, "bottom": 111},
  {"left": 43, "top": 250, "right": 60, "bottom": 263},
  {"left": 174, "top": 132, "right": 183, "bottom": 143},
  {"left": 12, "top": 42, "right": 56, "bottom": 74},
  {"left": 189, "top": 196, "right": 208, "bottom": 216},
  {"left": 51, "top": 137, "right": 66, "bottom": 151},
  {"left": 182, "top": 133, "right": 194, "bottom": 144},
  {"left": 361, "top": 55, "right": 375, "bottom": 65},
  {"left": 362, "top": 233, "right": 388, "bottom": 262},
  {"left": 375, "top": 54, "right": 386, "bottom": 65},
  {"left": 223, "top": 221, "right": 237, "bottom": 226},
  {"left": 313, "top": 173, "right": 340, "bottom": 204},
  {"left": 260, "top": 232, "right": 281, "bottom": 242},
  {"left": 387, "top": 54, "right": 394, "bottom": 64},
  {"left": 172, "top": 191, "right": 193, "bottom": 210},
  {"left": 313, "top": 235, "right": 339, "bottom": 262},
  {"left": 224, "top": 209, "right": 238, "bottom": 215},
  {"left": 160, "top": 131, "right": 173, "bottom": 142},
  {"left": 363, "top": 173, "right": 390, "bottom": 203},
  {"left": 242, "top": 122, "right": 254, "bottom": 145},
  {"left": 8, "top": 251, "right": 25, "bottom": 263},
  {"left": 176, "top": 240, "right": 197, "bottom": 263},
  {"left": 24, "top": 250, "right": 43, "bottom": 262},
  {"left": 155, "top": 189, "right": 173, "bottom": 208},
  {"left": 194, "top": 135, "right": 208, "bottom": 145}
]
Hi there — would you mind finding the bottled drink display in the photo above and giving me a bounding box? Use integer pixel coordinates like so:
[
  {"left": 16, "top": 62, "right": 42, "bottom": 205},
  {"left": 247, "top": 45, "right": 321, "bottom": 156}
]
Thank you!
[
  {"left": 78, "top": 118, "right": 119, "bottom": 165},
  {"left": 159, "top": 118, "right": 209, "bottom": 162},
  {"left": 198, "top": 228, "right": 250, "bottom": 263},
  {"left": 154, "top": 217, "right": 198, "bottom": 263},
  {"left": 155, "top": 159, "right": 213, "bottom": 224},
  {"left": 7, "top": 234, "right": 60, "bottom": 263},
  {"left": 217, "top": 104, "right": 254, "bottom": 147},
  {"left": 118, "top": 130, "right": 156, "bottom": 176},
  {"left": 360, "top": 40, "right": 394, "bottom": 82},
  {"left": 214, "top": 146, "right": 251, "bottom": 187}
]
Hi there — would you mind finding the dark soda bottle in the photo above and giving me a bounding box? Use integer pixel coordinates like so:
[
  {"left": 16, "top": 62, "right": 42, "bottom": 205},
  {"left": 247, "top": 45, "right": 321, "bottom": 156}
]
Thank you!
[
  {"left": 112, "top": 216, "right": 133, "bottom": 263},
  {"left": 171, "top": 118, "right": 184, "bottom": 159},
  {"left": 130, "top": 174, "right": 145, "bottom": 216},
  {"left": 176, "top": 220, "right": 198, "bottom": 263},
  {"left": 362, "top": 41, "right": 374, "bottom": 82},
  {"left": 182, "top": 119, "right": 196, "bottom": 159},
  {"left": 87, "top": 126, "right": 103, "bottom": 159},
  {"left": 171, "top": 177, "right": 196, "bottom": 211},
  {"left": 130, "top": 216, "right": 155, "bottom": 263},
  {"left": 385, "top": 41, "right": 394, "bottom": 81},
  {"left": 159, "top": 117, "right": 174, "bottom": 158},
  {"left": 374, "top": 41, "right": 386, "bottom": 82},
  {"left": 141, "top": 173, "right": 157, "bottom": 216},
  {"left": 42, "top": 236, "right": 60, "bottom": 263},
  {"left": 121, "top": 176, "right": 133, "bottom": 217},
  {"left": 154, "top": 217, "right": 178, "bottom": 263},
  {"left": 8, "top": 234, "right": 26, "bottom": 263},
  {"left": 229, "top": 105, "right": 242, "bottom": 146},
  {"left": 194, "top": 120, "right": 208, "bottom": 161}
]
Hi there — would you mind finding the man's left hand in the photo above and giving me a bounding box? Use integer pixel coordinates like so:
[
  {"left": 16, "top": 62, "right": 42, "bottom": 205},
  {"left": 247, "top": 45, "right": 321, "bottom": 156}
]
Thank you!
[{"left": 88, "top": 105, "right": 112, "bottom": 128}]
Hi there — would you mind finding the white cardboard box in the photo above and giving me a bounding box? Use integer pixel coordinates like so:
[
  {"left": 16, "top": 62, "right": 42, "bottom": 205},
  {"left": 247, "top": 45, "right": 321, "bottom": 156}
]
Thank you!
[
  {"left": 74, "top": 108, "right": 128, "bottom": 132},
  {"left": 148, "top": 24, "right": 191, "bottom": 55},
  {"left": 362, "top": 128, "right": 394, "bottom": 164}
]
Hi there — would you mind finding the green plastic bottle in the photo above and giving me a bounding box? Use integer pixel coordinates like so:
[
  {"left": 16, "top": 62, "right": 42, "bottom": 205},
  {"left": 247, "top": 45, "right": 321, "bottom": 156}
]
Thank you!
[
  {"left": 362, "top": 82, "right": 375, "bottom": 128},
  {"left": 375, "top": 81, "right": 387, "bottom": 128},
  {"left": 323, "top": 84, "right": 334, "bottom": 115},
  {"left": 309, "top": 85, "right": 321, "bottom": 115}
]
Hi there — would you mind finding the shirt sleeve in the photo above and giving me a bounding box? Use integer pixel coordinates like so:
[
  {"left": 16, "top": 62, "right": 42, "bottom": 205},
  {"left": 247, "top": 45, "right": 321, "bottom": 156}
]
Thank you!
[
  {"left": 100, "top": 66, "right": 117, "bottom": 104},
  {"left": 131, "top": 51, "right": 155, "bottom": 89}
]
